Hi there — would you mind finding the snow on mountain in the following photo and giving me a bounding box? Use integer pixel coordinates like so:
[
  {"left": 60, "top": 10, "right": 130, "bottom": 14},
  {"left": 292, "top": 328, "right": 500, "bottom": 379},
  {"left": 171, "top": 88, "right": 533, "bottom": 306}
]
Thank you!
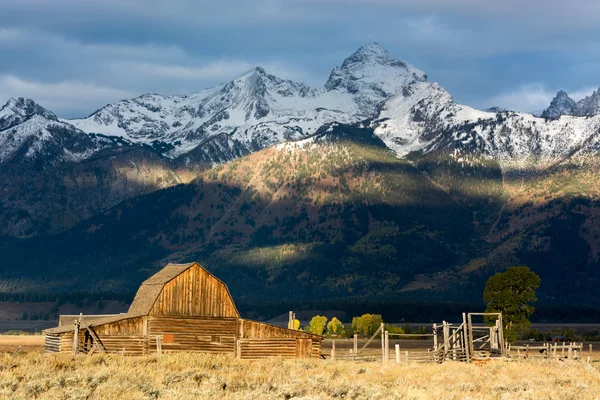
[
  {"left": 541, "top": 90, "right": 578, "bottom": 118},
  {"left": 0, "top": 97, "right": 58, "bottom": 131},
  {"left": 374, "top": 80, "right": 600, "bottom": 167},
  {"left": 574, "top": 88, "right": 600, "bottom": 117},
  {"left": 0, "top": 98, "right": 126, "bottom": 165},
  {"left": 325, "top": 43, "right": 427, "bottom": 116},
  {"left": 66, "top": 43, "right": 424, "bottom": 159},
  {"left": 4, "top": 43, "right": 600, "bottom": 171},
  {"left": 484, "top": 106, "right": 510, "bottom": 113},
  {"left": 542, "top": 88, "right": 600, "bottom": 118}
]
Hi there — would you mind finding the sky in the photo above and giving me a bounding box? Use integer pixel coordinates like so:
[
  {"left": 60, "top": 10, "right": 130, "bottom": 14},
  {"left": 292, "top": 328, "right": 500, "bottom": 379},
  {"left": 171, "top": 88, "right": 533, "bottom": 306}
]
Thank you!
[{"left": 1, "top": 0, "right": 600, "bottom": 118}]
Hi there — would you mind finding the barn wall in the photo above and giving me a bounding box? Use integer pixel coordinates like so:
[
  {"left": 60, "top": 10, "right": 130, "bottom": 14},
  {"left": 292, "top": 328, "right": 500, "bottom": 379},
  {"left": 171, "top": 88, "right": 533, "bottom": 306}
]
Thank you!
[
  {"left": 91, "top": 317, "right": 145, "bottom": 336},
  {"left": 146, "top": 315, "right": 237, "bottom": 354},
  {"left": 81, "top": 317, "right": 147, "bottom": 355},
  {"left": 239, "top": 319, "right": 317, "bottom": 339},
  {"left": 44, "top": 332, "right": 73, "bottom": 353},
  {"left": 150, "top": 264, "right": 238, "bottom": 318},
  {"left": 238, "top": 319, "right": 322, "bottom": 359}
]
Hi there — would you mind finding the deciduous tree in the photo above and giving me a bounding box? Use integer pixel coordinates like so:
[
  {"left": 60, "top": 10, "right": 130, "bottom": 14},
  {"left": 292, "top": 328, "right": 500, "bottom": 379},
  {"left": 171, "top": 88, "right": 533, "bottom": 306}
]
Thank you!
[
  {"left": 308, "top": 315, "right": 328, "bottom": 335},
  {"left": 483, "top": 266, "right": 541, "bottom": 343},
  {"left": 327, "top": 317, "right": 344, "bottom": 335}
]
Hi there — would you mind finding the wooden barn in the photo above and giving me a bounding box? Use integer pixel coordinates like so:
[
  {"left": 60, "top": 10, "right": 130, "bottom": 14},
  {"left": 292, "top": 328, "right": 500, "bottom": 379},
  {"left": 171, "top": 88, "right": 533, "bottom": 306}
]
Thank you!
[{"left": 43, "top": 262, "right": 322, "bottom": 359}]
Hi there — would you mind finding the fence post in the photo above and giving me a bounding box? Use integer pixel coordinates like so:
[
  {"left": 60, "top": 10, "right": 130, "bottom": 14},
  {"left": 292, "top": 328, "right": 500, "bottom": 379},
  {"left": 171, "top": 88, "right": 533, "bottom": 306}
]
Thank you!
[
  {"left": 72, "top": 313, "right": 82, "bottom": 358},
  {"left": 405, "top": 351, "right": 408, "bottom": 362},
  {"left": 156, "top": 335, "right": 162, "bottom": 357},
  {"left": 497, "top": 313, "right": 505, "bottom": 357},
  {"left": 589, "top": 344, "right": 593, "bottom": 363},
  {"left": 331, "top": 339, "right": 335, "bottom": 361},
  {"left": 236, "top": 339, "right": 241, "bottom": 360},
  {"left": 442, "top": 321, "right": 449, "bottom": 361},
  {"left": 462, "top": 313, "right": 470, "bottom": 363},
  {"left": 353, "top": 334, "right": 358, "bottom": 356},
  {"left": 467, "top": 314, "right": 474, "bottom": 361},
  {"left": 384, "top": 331, "right": 389, "bottom": 363},
  {"left": 395, "top": 344, "right": 400, "bottom": 363},
  {"left": 433, "top": 323, "right": 438, "bottom": 350},
  {"left": 381, "top": 323, "right": 385, "bottom": 363}
]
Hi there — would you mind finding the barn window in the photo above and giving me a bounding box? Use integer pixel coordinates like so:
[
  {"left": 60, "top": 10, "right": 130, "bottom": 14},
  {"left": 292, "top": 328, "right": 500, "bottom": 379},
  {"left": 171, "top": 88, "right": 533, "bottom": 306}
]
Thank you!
[{"left": 163, "top": 334, "right": 174, "bottom": 343}]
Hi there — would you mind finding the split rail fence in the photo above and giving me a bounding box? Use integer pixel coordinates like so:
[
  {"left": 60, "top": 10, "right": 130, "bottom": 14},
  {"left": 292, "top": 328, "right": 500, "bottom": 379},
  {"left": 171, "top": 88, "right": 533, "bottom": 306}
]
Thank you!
[{"left": 327, "top": 312, "right": 593, "bottom": 364}]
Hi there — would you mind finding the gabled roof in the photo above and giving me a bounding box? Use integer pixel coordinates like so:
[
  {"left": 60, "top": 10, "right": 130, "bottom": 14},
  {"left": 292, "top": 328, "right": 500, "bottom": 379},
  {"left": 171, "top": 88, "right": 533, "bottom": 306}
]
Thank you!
[
  {"left": 44, "top": 313, "right": 145, "bottom": 334},
  {"left": 139, "top": 262, "right": 197, "bottom": 286},
  {"left": 127, "top": 262, "right": 197, "bottom": 315},
  {"left": 127, "top": 262, "right": 239, "bottom": 317},
  {"left": 44, "top": 261, "right": 240, "bottom": 335}
]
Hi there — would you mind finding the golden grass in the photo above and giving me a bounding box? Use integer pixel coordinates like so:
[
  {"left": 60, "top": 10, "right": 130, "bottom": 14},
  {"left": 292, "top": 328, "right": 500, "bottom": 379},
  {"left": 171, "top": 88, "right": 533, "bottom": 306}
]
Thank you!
[
  {"left": 0, "top": 352, "right": 598, "bottom": 399},
  {"left": 0, "top": 334, "right": 44, "bottom": 353}
]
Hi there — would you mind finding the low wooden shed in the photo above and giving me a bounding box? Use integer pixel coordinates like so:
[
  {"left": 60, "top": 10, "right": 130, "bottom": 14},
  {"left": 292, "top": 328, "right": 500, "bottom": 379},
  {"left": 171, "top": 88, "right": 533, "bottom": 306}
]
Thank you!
[{"left": 44, "top": 262, "right": 322, "bottom": 359}]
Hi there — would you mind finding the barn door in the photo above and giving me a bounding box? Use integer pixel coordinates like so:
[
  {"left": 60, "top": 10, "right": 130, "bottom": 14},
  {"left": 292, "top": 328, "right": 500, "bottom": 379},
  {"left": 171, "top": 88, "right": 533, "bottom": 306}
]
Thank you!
[{"left": 296, "top": 339, "right": 312, "bottom": 358}]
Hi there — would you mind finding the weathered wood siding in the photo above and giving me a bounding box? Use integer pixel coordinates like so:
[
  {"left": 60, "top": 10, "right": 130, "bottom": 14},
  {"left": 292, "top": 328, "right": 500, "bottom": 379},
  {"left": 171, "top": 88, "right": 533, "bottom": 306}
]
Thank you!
[
  {"left": 150, "top": 264, "right": 238, "bottom": 318},
  {"left": 44, "top": 332, "right": 73, "bottom": 353},
  {"left": 58, "top": 314, "right": 121, "bottom": 327},
  {"left": 238, "top": 338, "right": 321, "bottom": 359},
  {"left": 239, "top": 319, "right": 318, "bottom": 339},
  {"left": 147, "top": 316, "right": 237, "bottom": 354},
  {"left": 91, "top": 317, "right": 145, "bottom": 336},
  {"left": 238, "top": 319, "right": 322, "bottom": 359}
]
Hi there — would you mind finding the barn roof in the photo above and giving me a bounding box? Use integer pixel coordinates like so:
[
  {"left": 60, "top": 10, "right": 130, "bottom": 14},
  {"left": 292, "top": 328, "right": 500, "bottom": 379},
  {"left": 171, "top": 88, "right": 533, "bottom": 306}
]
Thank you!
[
  {"left": 44, "top": 313, "right": 144, "bottom": 334},
  {"left": 127, "top": 262, "right": 238, "bottom": 316},
  {"left": 45, "top": 261, "right": 241, "bottom": 334},
  {"left": 127, "top": 262, "right": 199, "bottom": 315}
]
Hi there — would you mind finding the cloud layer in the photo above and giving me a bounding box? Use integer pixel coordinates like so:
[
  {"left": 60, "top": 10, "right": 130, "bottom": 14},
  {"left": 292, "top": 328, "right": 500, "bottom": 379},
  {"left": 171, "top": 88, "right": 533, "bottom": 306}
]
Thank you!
[{"left": 0, "top": 1, "right": 599, "bottom": 116}]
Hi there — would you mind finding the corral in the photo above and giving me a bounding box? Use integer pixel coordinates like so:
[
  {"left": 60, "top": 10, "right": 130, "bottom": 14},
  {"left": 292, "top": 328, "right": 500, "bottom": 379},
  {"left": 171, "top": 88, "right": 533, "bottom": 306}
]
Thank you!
[{"left": 43, "top": 262, "right": 321, "bottom": 359}]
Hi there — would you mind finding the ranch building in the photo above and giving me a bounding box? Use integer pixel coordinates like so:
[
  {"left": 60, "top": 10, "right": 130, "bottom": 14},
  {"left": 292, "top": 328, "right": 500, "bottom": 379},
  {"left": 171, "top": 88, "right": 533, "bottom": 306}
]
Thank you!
[{"left": 43, "top": 262, "right": 322, "bottom": 359}]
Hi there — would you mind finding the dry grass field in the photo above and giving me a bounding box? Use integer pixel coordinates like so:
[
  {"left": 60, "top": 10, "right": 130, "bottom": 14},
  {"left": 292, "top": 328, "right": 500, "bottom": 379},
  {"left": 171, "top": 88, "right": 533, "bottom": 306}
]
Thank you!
[
  {"left": 0, "top": 334, "right": 44, "bottom": 354},
  {"left": 0, "top": 352, "right": 598, "bottom": 399},
  {"left": 0, "top": 336, "right": 598, "bottom": 399},
  {"left": 0, "top": 338, "right": 597, "bottom": 399}
]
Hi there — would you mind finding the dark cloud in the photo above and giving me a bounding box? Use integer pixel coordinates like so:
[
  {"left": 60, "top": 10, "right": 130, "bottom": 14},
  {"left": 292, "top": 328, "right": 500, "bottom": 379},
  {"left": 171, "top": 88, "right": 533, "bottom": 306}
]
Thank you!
[{"left": 0, "top": 0, "right": 598, "bottom": 115}]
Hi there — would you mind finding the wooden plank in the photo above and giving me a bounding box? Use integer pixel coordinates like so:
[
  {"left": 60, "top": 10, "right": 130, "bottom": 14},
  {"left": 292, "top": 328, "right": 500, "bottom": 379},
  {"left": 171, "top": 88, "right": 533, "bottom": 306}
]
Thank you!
[
  {"left": 149, "top": 265, "right": 238, "bottom": 318},
  {"left": 86, "top": 327, "right": 106, "bottom": 353},
  {"left": 462, "top": 313, "right": 470, "bottom": 362}
]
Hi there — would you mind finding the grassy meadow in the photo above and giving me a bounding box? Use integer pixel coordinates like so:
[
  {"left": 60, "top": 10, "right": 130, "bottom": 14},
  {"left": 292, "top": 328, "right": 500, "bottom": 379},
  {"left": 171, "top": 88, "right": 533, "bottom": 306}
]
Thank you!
[{"left": 0, "top": 349, "right": 598, "bottom": 399}]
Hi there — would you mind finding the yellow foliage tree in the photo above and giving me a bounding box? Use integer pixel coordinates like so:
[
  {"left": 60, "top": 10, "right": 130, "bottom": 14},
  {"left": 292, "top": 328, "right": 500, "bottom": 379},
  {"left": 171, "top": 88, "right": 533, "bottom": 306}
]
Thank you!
[
  {"left": 308, "top": 315, "right": 328, "bottom": 335},
  {"left": 327, "top": 317, "right": 344, "bottom": 335}
]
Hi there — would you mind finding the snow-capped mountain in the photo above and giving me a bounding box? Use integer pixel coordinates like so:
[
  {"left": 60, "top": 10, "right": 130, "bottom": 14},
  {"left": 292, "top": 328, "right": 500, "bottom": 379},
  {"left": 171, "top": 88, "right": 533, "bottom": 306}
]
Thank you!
[
  {"left": 542, "top": 88, "right": 600, "bottom": 118},
  {"left": 4, "top": 42, "right": 600, "bottom": 172},
  {"left": 373, "top": 79, "right": 600, "bottom": 168},
  {"left": 65, "top": 43, "right": 425, "bottom": 160},
  {"left": 0, "top": 97, "right": 126, "bottom": 165},
  {"left": 0, "top": 97, "right": 58, "bottom": 131}
]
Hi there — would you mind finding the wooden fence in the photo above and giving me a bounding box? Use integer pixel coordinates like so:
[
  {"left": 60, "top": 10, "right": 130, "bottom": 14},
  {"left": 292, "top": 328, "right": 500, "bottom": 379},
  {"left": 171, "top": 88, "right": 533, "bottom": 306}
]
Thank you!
[{"left": 508, "top": 342, "right": 590, "bottom": 361}]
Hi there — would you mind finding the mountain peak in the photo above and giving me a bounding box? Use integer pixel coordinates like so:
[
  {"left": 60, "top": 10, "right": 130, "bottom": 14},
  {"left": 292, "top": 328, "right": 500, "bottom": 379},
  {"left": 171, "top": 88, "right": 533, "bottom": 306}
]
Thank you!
[
  {"left": 237, "top": 66, "right": 267, "bottom": 78},
  {"left": 325, "top": 43, "right": 427, "bottom": 109},
  {"left": 541, "top": 90, "right": 577, "bottom": 119},
  {"left": 341, "top": 42, "right": 397, "bottom": 68},
  {"left": 0, "top": 97, "right": 57, "bottom": 131},
  {"left": 541, "top": 87, "right": 600, "bottom": 118}
]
